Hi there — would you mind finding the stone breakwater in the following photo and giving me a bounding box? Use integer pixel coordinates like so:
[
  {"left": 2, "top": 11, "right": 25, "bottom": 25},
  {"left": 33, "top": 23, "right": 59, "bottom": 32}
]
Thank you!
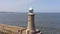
[
  {"left": 0, "top": 24, "right": 26, "bottom": 34},
  {"left": 0, "top": 24, "right": 41, "bottom": 34}
]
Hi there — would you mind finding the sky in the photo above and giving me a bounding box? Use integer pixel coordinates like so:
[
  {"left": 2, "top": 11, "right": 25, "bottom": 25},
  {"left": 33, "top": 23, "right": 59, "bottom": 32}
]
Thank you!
[{"left": 0, "top": 0, "right": 60, "bottom": 12}]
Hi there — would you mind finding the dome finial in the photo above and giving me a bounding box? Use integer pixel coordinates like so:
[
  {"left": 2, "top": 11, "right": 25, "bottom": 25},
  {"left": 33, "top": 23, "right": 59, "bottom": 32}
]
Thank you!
[
  {"left": 29, "top": 7, "right": 33, "bottom": 11},
  {"left": 29, "top": 7, "right": 33, "bottom": 13}
]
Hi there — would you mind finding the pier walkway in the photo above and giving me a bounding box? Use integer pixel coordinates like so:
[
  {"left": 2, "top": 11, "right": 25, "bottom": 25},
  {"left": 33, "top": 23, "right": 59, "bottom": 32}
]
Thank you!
[
  {"left": 0, "top": 24, "right": 26, "bottom": 34},
  {"left": 0, "top": 24, "right": 41, "bottom": 34}
]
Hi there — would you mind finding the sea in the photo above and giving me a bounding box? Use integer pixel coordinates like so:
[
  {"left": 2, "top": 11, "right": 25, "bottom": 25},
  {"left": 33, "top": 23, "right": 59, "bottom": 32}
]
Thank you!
[{"left": 0, "top": 12, "right": 60, "bottom": 34}]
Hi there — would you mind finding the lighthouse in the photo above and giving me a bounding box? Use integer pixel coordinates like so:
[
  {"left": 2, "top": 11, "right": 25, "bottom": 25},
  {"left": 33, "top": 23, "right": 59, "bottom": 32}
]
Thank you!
[{"left": 26, "top": 7, "right": 36, "bottom": 34}]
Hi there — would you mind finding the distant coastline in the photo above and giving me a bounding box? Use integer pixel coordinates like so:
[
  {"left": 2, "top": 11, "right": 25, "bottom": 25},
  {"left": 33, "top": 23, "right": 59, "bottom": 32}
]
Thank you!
[{"left": 0, "top": 11, "right": 60, "bottom": 14}]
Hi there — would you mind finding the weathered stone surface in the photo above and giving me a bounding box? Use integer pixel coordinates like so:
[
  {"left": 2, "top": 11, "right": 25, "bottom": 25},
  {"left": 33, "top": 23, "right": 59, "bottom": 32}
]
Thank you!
[{"left": 0, "top": 24, "right": 26, "bottom": 34}]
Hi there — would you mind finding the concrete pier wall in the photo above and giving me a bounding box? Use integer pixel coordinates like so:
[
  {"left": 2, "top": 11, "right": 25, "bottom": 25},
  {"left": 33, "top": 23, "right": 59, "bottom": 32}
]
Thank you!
[
  {"left": 0, "top": 24, "right": 41, "bottom": 34},
  {"left": 0, "top": 24, "right": 26, "bottom": 34}
]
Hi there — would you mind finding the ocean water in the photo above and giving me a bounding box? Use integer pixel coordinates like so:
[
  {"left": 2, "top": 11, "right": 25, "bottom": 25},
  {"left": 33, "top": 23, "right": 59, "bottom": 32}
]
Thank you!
[{"left": 0, "top": 12, "right": 60, "bottom": 34}]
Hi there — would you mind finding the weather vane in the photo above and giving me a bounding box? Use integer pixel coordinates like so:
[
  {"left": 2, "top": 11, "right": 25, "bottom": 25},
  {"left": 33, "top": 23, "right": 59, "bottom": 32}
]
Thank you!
[{"left": 28, "top": 0, "right": 33, "bottom": 13}]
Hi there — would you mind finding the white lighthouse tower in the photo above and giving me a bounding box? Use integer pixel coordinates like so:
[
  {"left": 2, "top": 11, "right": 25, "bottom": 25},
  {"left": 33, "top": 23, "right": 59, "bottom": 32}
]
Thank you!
[{"left": 26, "top": 7, "right": 36, "bottom": 34}]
